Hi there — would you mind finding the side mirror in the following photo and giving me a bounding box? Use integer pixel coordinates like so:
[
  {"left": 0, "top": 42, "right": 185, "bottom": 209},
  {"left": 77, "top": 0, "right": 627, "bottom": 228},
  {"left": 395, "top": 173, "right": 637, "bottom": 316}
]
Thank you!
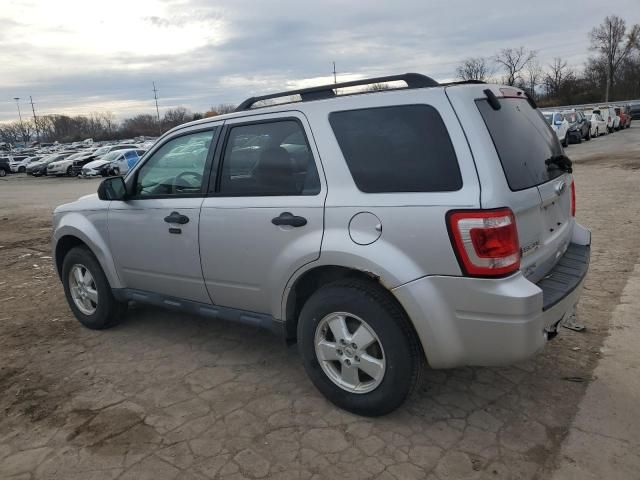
[{"left": 98, "top": 176, "right": 127, "bottom": 201}]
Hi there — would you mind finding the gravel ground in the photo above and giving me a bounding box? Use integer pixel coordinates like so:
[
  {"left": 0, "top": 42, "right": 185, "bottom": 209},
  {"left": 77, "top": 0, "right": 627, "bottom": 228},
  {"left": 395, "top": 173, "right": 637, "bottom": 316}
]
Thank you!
[{"left": 1, "top": 125, "right": 639, "bottom": 480}]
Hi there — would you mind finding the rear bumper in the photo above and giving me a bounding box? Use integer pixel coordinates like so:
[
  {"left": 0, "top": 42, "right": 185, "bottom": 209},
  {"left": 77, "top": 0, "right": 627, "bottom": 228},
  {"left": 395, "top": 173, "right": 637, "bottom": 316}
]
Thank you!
[{"left": 393, "top": 223, "right": 591, "bottom": 369}]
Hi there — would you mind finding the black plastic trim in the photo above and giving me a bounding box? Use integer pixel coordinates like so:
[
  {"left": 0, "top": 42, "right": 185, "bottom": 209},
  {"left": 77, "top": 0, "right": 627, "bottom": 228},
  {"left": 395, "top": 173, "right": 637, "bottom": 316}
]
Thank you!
[
  {"left": 112, "top": 288, "right": 286, "bottom": 336},
  {"left": 538, "top": 243, "right": 590, "bottom": 311}
]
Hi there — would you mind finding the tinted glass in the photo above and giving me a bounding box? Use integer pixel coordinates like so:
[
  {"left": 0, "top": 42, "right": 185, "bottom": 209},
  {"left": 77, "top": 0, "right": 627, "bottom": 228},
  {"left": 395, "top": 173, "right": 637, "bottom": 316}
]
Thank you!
[
  {"left": 135, "top": 130, "right": 215, "bottom": 197},
  {"left": 329, "top": 105, "right": 461, "bottom": 193},
  {"left": 477, "top": 98, "right": 564, "bottom": 191},
  {"left": 218, "top": 120, "right": 320, "bottom": 196}
]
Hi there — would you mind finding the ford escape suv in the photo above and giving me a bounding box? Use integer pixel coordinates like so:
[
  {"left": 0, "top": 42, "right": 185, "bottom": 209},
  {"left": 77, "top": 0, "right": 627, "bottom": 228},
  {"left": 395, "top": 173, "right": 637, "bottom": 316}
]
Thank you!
[{"left": 52, "top": 74, "right": 591, "bottom": 416}]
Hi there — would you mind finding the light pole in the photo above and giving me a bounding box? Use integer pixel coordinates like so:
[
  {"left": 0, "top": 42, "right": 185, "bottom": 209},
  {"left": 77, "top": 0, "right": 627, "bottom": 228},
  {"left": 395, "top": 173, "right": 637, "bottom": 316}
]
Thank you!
[{"left": 13, "top": 97, "right": 26, "bottom": 145}]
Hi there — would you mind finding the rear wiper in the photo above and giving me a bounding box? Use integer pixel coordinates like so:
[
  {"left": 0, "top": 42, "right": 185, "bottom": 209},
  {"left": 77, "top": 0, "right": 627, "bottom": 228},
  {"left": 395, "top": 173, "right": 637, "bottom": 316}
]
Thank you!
[{"left": 545, "top": 154, "right": 573, "bottom": 173}]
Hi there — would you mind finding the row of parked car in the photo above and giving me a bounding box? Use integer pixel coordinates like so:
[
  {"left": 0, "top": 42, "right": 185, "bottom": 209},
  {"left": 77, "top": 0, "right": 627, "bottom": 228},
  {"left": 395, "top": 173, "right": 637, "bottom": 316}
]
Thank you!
[
  {"left": 0, "top": 140, "right": 154, "bottom": 178},
  {"left": 542, "top": 104, "right": 635, "bottom": 147}
]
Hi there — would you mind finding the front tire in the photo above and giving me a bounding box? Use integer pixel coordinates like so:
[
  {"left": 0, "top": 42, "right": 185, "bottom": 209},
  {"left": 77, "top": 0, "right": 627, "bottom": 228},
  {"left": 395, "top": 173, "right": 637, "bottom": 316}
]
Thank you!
[
  {"left": 298, "top": 279, "right": 423, "bottom": 416},
  {"left": 0, "top": 168, "right": 6, "bottom": 177},
  {"left": 62, "top": 246, "right": 127, "bottom": 330}
]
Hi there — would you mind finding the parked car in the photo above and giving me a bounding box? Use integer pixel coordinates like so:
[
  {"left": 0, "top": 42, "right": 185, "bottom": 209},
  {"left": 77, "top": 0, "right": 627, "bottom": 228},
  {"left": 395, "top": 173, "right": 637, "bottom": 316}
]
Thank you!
[
  {"left": 614, "top": 106, "right": 630, "bottom": 129},
  {"left": 563, "top": 110, "right": 590, "bottom": 143},
  {"left": 10, "top": 155, "right": 42, "bottom": 173},
  {"left": 6, "top": 155, "right": 29, "bottom": 172},
  {"left": 27, "top": 152, "right": 74, "bottom": 176},
  {"left": 109, "top": 149, "right": 147, "bottom": 175},
  {"left": 79, "top": 158, "right": 115, "bottom": 177},
  {"left": 629, "top": 103, "right": 640, "bottom": 120},
  {"left": 0, "top": 157, "right": 10, "bottom": 176},
  {"left": 542, "top": 111, "right": 569, "bottom": 147},
  {"left": 588, "top": 112, "right": 607, "bottom": 136},
  {"left": 47, "top": 150, "right": 96, "bottom": 176},
  {"left": 594, "top": 107, "right": 617, "bottom": 133},
  {"left": 52, "top": 75, "right": 591, "bottom": 416}
]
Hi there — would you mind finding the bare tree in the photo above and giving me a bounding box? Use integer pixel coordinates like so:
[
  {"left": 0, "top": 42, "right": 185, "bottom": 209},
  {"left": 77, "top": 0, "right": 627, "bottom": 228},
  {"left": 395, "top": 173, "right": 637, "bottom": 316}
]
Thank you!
[
  {"left": 495, "top": 47, "right": 537, "bottom": 86},
  {"left": 524, "top": 59, "right": 543, "bottom": 99},
  {"left": 590, "top": 15, "right": 640, "bottom": 101},
  {"left": 455, "top": 57, "right": 493, "bottom": 82},
  {"left": 544, "top": 57, "right": 575, "bottom": 97}
]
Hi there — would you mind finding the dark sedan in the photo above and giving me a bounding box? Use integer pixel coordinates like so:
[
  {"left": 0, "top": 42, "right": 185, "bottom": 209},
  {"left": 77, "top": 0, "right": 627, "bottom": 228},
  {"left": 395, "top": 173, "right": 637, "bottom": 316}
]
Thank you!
[{"left": 563, "top": 110, "right": 591, "bottom": 143}]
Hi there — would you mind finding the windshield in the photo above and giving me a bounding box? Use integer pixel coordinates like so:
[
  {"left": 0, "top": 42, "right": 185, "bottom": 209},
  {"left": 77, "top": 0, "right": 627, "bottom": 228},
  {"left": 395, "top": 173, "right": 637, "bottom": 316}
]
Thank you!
[
  {"left": 564, "top": 112, "right": 577, "bottom": 123},
  {"left": 93, "top": 146, "right": 110, "bottom": 156},
  {"left": 543, "top": 113, "right": 553, "bottom": 125},
  {"left": 476, "top": 98, "right": 565, "bottom": 191},
  {"left": 100, "top": 151, "right": 122, "bottom": 162}
]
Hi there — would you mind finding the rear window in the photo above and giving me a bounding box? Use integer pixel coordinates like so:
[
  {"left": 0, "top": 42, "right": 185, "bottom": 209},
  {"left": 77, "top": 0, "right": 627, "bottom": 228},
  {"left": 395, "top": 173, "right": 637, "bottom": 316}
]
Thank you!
[
  {"left": 329, "top": 105, "right": 462, "bottom": 193},
  {"left": 476, "top": 98, "right": 564, "bottom": 191}
]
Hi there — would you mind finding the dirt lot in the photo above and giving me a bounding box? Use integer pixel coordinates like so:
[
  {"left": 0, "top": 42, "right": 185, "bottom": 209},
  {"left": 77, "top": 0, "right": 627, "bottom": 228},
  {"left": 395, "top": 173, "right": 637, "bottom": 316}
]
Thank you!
[{"left": 1, "top": 126, "right": 640, "bottom": 480}]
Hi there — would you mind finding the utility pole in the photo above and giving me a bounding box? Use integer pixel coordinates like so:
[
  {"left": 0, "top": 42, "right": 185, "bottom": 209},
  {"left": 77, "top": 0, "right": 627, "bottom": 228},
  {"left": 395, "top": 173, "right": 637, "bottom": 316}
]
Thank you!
[
  {"left": 332, "top": 62, "right": 337, "bottom": 84},
  {"left": 13, "top": 97, "right": 26, "bottom": 145},
  {"left": 29, "top": 96, "right": 39, "bottom": 142},
  {"left": 152, "top": 82, "right": 161, "bottom": 134}
]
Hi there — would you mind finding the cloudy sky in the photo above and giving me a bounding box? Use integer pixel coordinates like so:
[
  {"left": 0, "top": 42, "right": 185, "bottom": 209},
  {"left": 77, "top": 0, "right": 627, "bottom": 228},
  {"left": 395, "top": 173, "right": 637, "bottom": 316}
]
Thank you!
[{"left": 1, "top": 0, "right": 639, "bottom": 122}]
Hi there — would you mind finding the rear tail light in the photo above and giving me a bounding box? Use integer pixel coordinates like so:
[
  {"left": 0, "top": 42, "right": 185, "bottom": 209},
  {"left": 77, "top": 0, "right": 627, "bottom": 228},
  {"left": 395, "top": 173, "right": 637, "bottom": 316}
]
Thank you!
[
  {"left": 447, "top": 208, "right": 520, "bottom": 277},
  {"left": 570, "top": 181, "right": 576, "bottom": 216}
]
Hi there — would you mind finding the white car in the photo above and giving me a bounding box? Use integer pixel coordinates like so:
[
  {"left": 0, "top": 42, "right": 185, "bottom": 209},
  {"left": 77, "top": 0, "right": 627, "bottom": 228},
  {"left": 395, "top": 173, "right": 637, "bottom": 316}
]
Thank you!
[
  {"left": 80, "top": 158, "right": 113, "bottom": 177},
  {"left": 594, "top": 107, "right": 617, "bottom": 133},
  {"left": 542, "top": 111, "right": 569, "bottom": 147},
  {"left": 80, "top": 149, "right": 146, "bottom": 177},
  {"left": 47, "top": 151, "right": 90, "bottom": 176},
  {"left": 111, "top": 149, "right": 146, "bottom": 175},
  {"left": 588, "top": 112, "right": 607, "bottom": 137},
  {"left": 8, "top": 154, "right": 32, "bottom": 173}
]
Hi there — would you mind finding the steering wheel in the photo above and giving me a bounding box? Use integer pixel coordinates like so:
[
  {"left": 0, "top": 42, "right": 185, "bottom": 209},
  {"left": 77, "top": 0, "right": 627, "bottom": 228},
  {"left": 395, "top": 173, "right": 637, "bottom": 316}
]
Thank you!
[{"left": 172, "top": 171, "right": 203, "bottom": 194}]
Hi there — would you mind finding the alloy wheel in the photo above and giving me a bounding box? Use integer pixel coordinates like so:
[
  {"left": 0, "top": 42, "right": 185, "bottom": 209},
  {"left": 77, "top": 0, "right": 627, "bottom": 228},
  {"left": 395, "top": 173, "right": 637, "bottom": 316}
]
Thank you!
[
  {"left": 69, "top": 264, "right": 98, "bottom": 315},
  {"left": 314, "top": 312, "right": 386, "bottom": 394}
]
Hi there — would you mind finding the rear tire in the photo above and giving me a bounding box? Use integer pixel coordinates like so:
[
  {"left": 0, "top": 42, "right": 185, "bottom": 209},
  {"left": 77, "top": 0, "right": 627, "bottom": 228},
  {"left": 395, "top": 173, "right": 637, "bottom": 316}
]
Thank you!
[
  {"left": 0, "top": 168, "right": 6, "bottom": 177},
  {"left": 585, "top": 128, "right": 591, "bottom": 141},
  {"left": 298, "top": 279, "right": 423, "bottom": 416},
  {"left": 61, "top": 246, "right": 127, "bottom": 330},
  {"left": 66, "top": 166, "right": 73, "bottom": 176}
]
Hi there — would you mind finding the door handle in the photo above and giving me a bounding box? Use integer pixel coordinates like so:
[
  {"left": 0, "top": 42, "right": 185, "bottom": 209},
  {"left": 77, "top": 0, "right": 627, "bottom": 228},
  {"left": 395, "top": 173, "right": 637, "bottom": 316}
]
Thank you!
[
  {"left": 164, "top": 211, "right": 189, "bottom": 224},
  {"left": 272, "top": 212, "right": 307, "bottom": 227}
]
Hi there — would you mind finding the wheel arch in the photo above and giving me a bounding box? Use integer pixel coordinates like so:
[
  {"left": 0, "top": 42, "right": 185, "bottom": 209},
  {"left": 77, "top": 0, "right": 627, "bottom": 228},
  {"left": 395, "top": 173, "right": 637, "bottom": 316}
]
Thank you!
[
  {"left": 282, "top": 264, "right": 420, "bottom": 348},
  {"left": 53, "top": 216, "right": 122, "bottom": 289}
]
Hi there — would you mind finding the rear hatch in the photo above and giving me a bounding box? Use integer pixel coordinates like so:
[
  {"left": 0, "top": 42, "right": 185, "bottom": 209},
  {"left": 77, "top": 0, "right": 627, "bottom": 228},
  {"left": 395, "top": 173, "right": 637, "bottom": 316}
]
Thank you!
[{"left": 449, "top": 86, "right": 573, "bottom": 283}]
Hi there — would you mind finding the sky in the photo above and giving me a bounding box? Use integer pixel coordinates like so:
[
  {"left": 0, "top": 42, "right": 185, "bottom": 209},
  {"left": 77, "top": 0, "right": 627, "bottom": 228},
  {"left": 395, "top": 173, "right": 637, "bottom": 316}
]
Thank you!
[{"left": 1, "top": 0, "right": 639, "bottom": 123}]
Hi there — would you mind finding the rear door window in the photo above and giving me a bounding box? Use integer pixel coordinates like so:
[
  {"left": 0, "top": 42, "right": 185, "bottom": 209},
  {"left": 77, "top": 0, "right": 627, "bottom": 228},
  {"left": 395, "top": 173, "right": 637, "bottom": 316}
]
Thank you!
[
  {"left": 476, "top": 98, "right": 564, "bottom": 191},
  {"left": 329, "top": 105, "right": 462, "bottom": 193}
]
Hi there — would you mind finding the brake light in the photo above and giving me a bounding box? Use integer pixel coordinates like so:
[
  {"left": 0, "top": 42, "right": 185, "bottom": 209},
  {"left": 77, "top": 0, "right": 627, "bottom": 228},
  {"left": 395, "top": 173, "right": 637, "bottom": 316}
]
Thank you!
[
  {"left": 447, "top": 208, "right": 520, "bottom": 277},
  {"left": 570, "top": 181, "right": 576, "bottom": 216}
]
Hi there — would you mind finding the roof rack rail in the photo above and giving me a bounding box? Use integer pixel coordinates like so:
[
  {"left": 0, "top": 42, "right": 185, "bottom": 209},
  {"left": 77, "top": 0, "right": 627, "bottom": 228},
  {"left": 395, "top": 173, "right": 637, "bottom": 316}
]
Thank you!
[
  {"left": 234, "top": 73, "right": 439, "bottom": 112},
  {"left": 440, "top": 79, "right": 486, "bottom": 86}
]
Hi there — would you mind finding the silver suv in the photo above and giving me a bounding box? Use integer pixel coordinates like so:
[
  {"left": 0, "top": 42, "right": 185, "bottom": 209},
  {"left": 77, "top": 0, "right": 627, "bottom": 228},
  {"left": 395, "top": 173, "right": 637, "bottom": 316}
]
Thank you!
[{"left": 52, "top": 74, "right": 591, "bottom": 416}]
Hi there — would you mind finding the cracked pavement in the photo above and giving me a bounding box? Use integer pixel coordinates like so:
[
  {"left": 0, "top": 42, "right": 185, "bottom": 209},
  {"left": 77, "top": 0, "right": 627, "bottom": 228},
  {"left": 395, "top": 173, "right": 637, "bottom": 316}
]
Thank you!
[{"left": 1, "top": 126, "right": 640, "bottom": 479}]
